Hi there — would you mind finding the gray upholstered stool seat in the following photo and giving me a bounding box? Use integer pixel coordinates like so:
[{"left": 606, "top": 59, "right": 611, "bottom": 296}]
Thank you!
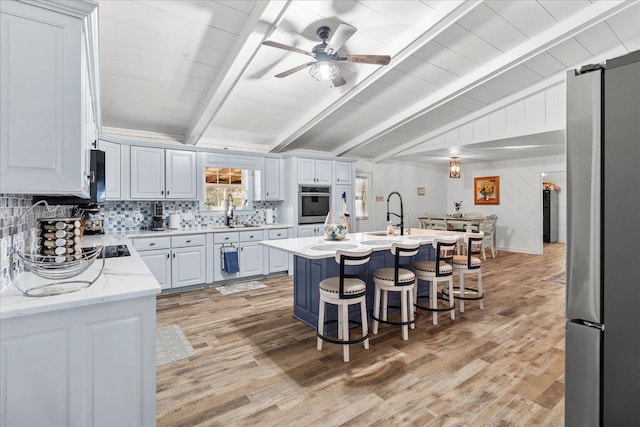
[
  {"left": 319, "top": 277, "right": 366, "bottom": 295},
  {"left": 413, "top": 261, "right": 453, "bottom": 274},
  {"left": 372, "top": 267, "right": 415, "bottom": 283}
]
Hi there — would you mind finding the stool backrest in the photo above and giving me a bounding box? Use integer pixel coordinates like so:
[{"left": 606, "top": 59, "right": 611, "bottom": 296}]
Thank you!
[
  {"left": 432, "top": 237, "right": 457, "bottom": 277},
  {"left": 335, "top": 248, "right": 373, "bottom": 298},
  {"left": 390, "top": 242, "right": 420, "bottom": 286},
  {"left": 463, "top": 232, "right": 484, "bottom": 269}
]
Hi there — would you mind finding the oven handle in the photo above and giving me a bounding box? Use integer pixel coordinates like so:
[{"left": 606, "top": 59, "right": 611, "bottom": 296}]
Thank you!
[{"left": 299, "top": 192, "right": 330, "bottom": 196}]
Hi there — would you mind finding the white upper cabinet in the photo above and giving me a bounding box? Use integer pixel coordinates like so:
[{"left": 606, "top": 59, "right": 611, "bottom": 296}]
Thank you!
[
  {"left": 130, "top": 146, "right": 165, "bottom": 199},
  {"left": 335, "top": 161, "right": 353, "bottom": 185},
  {"left": 298, "top": 158, "right": 332, "bottom": 185},
  {"left": 99, "top": 140, "right": 121, "bottom": 200},
  {"left": 166, "top": 149, "right": 197, "bottom": 199},
  {"left": 255, "top": 157, "right": 281, "bottom": 200},
  {"left": 0, "top": 0, "right": 99, "bottom": 196},
  {"left": 130, "top": 146, "right": 196, "bottom": 200}
]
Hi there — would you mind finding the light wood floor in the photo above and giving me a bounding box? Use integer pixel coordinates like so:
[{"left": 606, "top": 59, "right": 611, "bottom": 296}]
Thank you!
[{"left": 156, "top": 244, "right": 566, "bottom": 426}]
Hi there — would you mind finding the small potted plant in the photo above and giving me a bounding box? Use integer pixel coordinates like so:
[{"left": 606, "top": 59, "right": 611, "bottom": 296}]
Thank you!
[{"left": 204, "top": 200, "right": 214, "bottom": 211}]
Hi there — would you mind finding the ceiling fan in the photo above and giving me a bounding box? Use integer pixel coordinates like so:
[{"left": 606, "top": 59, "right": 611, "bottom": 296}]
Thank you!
[{"left": 262, "top": 23, "right": 391, "bottom": 87}]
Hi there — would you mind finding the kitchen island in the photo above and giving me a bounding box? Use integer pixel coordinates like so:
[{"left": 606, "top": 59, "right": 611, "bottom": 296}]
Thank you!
[
  {"left": 0, "top": 234, "right": 161, "bottom": 427},
  {"left": 260, "top": 228, "right": 466, "bottom": 329}
]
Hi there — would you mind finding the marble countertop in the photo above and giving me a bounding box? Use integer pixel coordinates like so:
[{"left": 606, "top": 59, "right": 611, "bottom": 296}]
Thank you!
[
  {"left": 259, "top": 228, "right": 467, "bottom": 259},
  {"left": 124, "top": 223, "right": 293, "bottom": 238},
  {"left": 0, "top": 234, "right": 161, "bottom": 320}
]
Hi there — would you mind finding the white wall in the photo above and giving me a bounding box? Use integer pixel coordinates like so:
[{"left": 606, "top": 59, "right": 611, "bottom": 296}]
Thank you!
[
  {"left": 359, "top": 153, "right": 566, "bottom": 254},
  {"left": 445, "top": 154, "right": 565, "bottom": 254},
  {"left": 354, "top": 160, "right": 447, "bottom": 232}
]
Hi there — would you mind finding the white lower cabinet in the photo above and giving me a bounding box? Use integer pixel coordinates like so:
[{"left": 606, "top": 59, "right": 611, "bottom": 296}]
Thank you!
[
  {"left": 298, "top": 224, "right": 324, "bottom": 238},
  {"left": 267, "top": 228, "right": 289, "bottom": 273},
  {"left": 0, "top": 297, "right": 156, "bottom": 427},
  {"left": 138, "top": 248, "right": 171, "bottom": 290},
  {"left": 213, "top": 232, "right": 240, "bottom": 282},
  {"left": 239, "top": 230, "right": 264, "bottom": 277},
  {"left": 134, "top": 235, "right": 205, "bottom": 290}
]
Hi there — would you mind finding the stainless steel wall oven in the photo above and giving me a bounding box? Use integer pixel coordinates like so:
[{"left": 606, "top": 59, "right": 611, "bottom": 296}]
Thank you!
[{"left": 298, "top": 186, "right": 330, "bottom": 224}]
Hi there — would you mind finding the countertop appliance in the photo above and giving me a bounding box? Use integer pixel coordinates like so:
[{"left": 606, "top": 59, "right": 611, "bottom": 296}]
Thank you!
[
  {"left": 298, "top": 186, "right": 330, "bottom": 224},
  {"left": 565, "top": 49, "right": 640, "bottom": 426},
  {"left": 152, "top": 203, "right": 165, "bottom": 231},
  {"left": 79, "top": 203, "right": 104, "bottom": 235}
]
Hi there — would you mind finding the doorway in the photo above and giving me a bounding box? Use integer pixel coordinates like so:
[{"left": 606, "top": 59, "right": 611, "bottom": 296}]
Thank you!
[{"left": 540, "top": 170, "right": 566, "bottom": 254}]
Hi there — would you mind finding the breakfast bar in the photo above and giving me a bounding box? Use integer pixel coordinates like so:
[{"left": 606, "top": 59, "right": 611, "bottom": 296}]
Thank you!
[{"left": 260, "top": 228, "right": 466, "bottom": 329}]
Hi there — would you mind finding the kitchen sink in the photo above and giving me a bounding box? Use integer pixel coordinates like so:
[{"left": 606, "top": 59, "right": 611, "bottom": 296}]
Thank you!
[
  {"left": 310, "top": 243, "right": 359, "bottom": 251},
  {"left": 359, "top": 239, "right": 401, "bottom": 245}
]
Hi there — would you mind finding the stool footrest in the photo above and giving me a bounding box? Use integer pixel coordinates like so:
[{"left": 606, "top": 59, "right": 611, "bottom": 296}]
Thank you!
[
  {"left": 415, "top": 294, "right": 456, "bottom": 312},
  {"left": 317, "top": 319, "right": 369, "bottom": 345},
  {"left": 442, "top": 286, "right": 484, "bottom": 301},
  {"left": 371, "top": 305, "right": 418, "bottom": 326}
]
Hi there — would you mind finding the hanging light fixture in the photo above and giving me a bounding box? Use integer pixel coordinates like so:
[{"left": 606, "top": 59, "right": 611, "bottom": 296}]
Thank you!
[
  {"left": 449, "top": 157, "right": 461, "bottom": 178},
  {"left": 308, "top": 61, "right": 340, "bottom": 81}
]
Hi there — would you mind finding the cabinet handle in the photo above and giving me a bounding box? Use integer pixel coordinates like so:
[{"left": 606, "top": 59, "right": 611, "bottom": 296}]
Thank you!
[
  {"left": 277, "top": 233, "right": 281, "bottom": 237},
  {"left": 167, "top": 190, "right": 170, "bottom": 195},
  {"left": 173, "top": 253, "right": 176, "bottom": 258},
  {"left": 161, "top": 190, "right": 164, "bottom": 195},
  {"left": 149, "top": 242, "right": 156, "bottom": 246},
  {"left": 186, "top": 239, "right": 191, "bottom": 243},
  {"left": 224, "top": 237, "right": 229, "bottom": 240},
  {"left": 249, "top": 235, "right": 254, "bottom": 239},
  {"left": 167, "top": 253, "right": 170, "bottom": 259}
]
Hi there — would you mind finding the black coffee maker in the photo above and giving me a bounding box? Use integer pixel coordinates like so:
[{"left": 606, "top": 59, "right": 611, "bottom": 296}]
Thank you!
[{"left": 152, "top": 203, "right": 165, "bottom": 231}]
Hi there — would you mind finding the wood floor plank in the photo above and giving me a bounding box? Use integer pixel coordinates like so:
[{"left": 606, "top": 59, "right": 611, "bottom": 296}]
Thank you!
[{"left": 156, "top": 244, "right": 567, "bottom": 426}]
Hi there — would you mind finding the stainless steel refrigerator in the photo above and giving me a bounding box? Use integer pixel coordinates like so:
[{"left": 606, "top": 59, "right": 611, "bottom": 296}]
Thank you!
[{"left": 565, "top": 49, "right": 640, "bottom": 426}]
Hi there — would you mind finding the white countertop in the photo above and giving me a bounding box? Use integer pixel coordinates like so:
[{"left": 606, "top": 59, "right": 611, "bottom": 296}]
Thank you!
[
  {"left": 123, "top": 223, "right": 293, "bottom": 238},
  {"left": 259, "top": 228, "right": 467, "bottom": 259},
  {"left": 0, "top": 234, "right": 161, "bottom": 320}
]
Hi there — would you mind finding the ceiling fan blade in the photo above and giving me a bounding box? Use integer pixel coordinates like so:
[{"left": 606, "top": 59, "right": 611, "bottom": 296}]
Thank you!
[
  {"left": 274, "top": 61, "right": 316, "bottom": 78},
  {"left": 262, "top": 40, "right": 314, "bottom": 58},
  {"left": 340, "top": 54, "right": 391, "bottom": 65},
  {"left": 331, "top": 73, "right": 346, "bottom": 87},
  {"left": 325, "top": 23, "right": 357, "bottom": 54}
]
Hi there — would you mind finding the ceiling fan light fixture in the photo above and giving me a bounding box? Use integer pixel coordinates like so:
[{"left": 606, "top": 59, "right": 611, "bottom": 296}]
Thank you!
[
  {"left": 308, "top": 61, "right": 339, "bottom": 81},
  {"left": 449, "top": 157, "right": 461, "bottom": 178}
]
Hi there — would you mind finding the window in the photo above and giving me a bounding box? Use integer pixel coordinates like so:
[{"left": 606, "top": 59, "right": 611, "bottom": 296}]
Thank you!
[
  {"left": 355, "top": 174, "right": 370, "bottom": 219},
  {"left": 204, "top": 167, "right": 247, "bottom": 208}
]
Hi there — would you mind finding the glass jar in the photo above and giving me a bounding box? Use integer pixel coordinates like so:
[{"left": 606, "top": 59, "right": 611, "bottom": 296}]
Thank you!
[{"left": 324, "top": 211, "right": 348, "bottom": 240}]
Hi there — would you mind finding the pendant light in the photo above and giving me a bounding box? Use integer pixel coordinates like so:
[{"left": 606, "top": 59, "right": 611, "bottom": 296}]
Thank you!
[{"left": 449, "top": 157, "right": 461, "bottom": 178}]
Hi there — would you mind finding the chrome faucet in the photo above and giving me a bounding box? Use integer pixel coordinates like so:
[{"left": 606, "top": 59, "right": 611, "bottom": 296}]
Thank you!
[
  {"left": 386, "top": 191, "right": 404, "bottom": 236},
  {"left": 225, "top": 193, "right": 234, "bottom": 226}
]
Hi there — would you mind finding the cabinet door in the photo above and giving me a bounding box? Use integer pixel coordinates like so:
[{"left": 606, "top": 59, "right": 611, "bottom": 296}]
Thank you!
[
  {"left": 172, "top": 246, "right": 206, "bottom": 288},
  {"left": 297, "top": 225, "right": 320, "bottom": 238},
  {"left": 297, "top": 158, "right": 316, "bottom": 184},
  {"left": 315, "top": 159, "right": 332, "bottom": 185},
  {"left": 268, "top": 247, "right": 288, "bottom": 273},
  {"left": 0, "top": 2, "right": 87, "bottom": 196},
  {"left": 213, "top": 244, "right": 240, "bottom": 282},
  {"left": 166, "top": 149, "right": 196, "bottom": 199},
  {"left": 130, "top": 146, "right": 165, "bottom": 199},
  {"left": 264, "top": 157, "right": 280, "bottom": 200},
  {"left": 100, "top": 141, "right": 121, "bottom": 199},
  {"left": 139, "top": 249, "right": 171, "bottom": 290},
  {"left": 240, "top": 242, "right": 263, "bottom": 277},
  {"left": 335, "top": 161, "right": 352, "bottom": 184}
]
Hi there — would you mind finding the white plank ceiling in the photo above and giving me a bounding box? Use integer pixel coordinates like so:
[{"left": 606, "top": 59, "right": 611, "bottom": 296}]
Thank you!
[{"left": 99, "top": 0, "right": 640, "bottom": 165}]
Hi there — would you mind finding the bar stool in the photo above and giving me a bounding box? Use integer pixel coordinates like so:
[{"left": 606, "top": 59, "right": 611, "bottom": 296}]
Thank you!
[
  {"left": 317, "top": 248, "right": 373, "bottom": 362},
  {"left": 412, "top": 237, "right": 457, "bottom": 325},
  {"left": 372, "top": 242, "right": 420, "bottom": 341},
  {"left": 444, "top": 232, "right": 484, "bottom": 312}
]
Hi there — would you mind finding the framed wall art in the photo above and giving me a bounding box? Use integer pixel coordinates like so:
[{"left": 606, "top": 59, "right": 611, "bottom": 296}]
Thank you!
[{"left": 474, "top": 176, "right": 500, "bottom": 205}]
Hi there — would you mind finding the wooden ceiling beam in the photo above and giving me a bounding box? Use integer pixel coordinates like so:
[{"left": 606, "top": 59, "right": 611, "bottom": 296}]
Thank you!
[
  {"left": 183, "top": 1, "right": 291, "bottom": 146},
  {"left": 335, "top": 0, "right": 633, "bottom": 161},
  {"left": 268, "top": 0, "right": 482, "bottom": 154}
]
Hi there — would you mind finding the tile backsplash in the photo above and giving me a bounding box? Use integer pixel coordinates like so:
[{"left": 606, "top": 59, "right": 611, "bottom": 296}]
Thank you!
[
  {"left": 99, "top": 200, "right": 280, "bottom": 232},
  {"left": 0, "top": 195, "right": 281, "bottom": 292}
]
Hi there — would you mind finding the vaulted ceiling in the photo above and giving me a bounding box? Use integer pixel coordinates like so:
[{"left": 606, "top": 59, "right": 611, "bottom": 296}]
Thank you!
[{"left": 98, "top": 0, "right": 640, "bottom": 165}]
